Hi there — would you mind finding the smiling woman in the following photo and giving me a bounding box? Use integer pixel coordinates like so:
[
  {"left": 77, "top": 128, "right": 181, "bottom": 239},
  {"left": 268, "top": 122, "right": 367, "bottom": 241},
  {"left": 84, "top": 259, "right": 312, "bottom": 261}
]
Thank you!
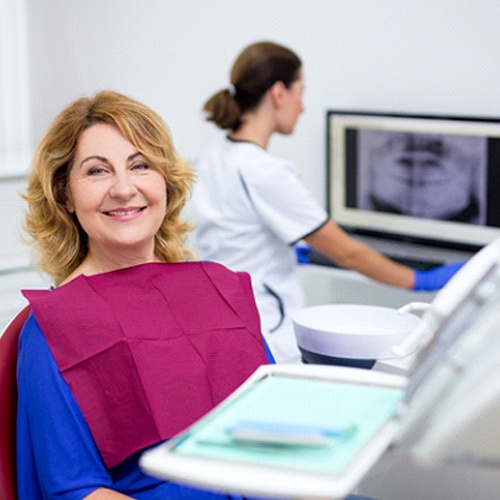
[
  {"left": 16, "top": 90, "right": 273, "bottom": 499},
  {"left": 63, "top": 123, "right": 168, "bottom": 282},
  {"left": 22, "top": 90, "right": 194, "bottom": 286}
]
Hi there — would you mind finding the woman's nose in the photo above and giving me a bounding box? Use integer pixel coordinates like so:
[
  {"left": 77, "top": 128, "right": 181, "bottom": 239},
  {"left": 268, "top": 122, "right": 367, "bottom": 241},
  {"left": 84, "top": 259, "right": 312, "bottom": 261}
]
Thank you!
[{"left": 109, "top": 172, "right": 138, "bottom": 199}]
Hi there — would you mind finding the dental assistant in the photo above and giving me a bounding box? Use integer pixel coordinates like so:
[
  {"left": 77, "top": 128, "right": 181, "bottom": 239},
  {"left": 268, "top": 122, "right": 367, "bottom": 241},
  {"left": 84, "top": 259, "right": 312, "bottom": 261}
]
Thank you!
[{"left": 193, "top": 41, "right": 463, "bottom": 364}]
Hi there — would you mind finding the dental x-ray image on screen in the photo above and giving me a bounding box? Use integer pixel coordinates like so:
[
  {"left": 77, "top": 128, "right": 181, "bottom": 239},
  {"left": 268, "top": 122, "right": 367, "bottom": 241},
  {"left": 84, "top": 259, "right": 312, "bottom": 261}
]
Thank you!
[
  {"left": 357, "top": 130, "right": 487, "bottom": 224},
  {"left": 327, "top": 110, "right": 500, "bottom": 251}
]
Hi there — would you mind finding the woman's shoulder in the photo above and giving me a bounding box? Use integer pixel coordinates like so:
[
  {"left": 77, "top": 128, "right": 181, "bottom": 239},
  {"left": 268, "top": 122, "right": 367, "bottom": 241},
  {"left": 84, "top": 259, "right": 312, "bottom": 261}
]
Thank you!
[
  {"left": 17, "top": 311, "right": 58, "bottom": 386},
  {"left": 198, "top": 136, "right": 292, "bottom": 173},
  {"left": 198, "top": 259, "right": 245, "bottom": 277},
  {"left": 18, "top": 311, "right": 44, "bottom": 349},
  {"left": 224, "top": 141, "right": 294, "bottom": 176}
]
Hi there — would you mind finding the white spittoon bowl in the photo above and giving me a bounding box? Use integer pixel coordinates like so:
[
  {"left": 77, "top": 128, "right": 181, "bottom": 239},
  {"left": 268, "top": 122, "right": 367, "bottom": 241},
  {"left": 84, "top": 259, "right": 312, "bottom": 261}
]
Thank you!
[{"left": 293, "top": 304, "right": 421, "bottom": 362}]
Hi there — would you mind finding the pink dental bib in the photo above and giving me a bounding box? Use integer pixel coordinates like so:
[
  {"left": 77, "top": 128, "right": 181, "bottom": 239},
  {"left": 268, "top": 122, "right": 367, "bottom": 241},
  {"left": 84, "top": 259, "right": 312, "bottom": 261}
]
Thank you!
[{"left": 23, "top": 261, "right": 268, "bottom": 467}]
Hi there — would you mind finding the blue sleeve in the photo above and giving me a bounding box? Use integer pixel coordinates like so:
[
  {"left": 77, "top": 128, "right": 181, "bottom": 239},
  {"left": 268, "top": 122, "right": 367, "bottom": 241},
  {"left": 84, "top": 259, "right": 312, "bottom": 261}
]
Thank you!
[
  {"left": 263, "top": 337, "right": 276, "bottom": 364},
  {"left": 16, "top": 313, "right": 274, "bottom": 499},
  {"left": 16, "top": 313, "right": 114, "bottom": 499}
]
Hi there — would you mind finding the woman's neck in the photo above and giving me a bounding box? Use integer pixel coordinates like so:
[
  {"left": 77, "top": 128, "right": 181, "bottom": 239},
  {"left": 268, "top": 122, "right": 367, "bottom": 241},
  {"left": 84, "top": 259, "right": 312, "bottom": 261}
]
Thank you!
[
  {"left": 61, "top": 246, "right": 159, "bottom": 285},
  {"left": 230, "top": 106, "right": 275, "bottom": 150}
]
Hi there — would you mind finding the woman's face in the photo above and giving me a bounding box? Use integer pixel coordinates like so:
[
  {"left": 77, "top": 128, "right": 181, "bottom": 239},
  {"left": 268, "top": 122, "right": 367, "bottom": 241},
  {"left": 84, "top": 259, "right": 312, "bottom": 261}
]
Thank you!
[
  {"left": 66, "top": 123, "right": 167, "bottom": 259},
  {"left": 276, "top": 70, "right": 305, "bottom": 135}
]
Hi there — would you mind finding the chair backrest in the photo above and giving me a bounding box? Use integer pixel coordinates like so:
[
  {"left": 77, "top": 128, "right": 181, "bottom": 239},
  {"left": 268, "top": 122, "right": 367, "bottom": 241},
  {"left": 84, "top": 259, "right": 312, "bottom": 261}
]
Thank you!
[{"left": 0, "top": 306, "right": 30, "bottom": 500}]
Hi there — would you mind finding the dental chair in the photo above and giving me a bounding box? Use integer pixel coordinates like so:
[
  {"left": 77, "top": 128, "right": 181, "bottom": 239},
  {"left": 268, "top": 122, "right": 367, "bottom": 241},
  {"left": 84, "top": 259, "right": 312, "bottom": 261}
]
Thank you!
[{"left": 0, "top": 306, "right": 30, "bottom": 500}]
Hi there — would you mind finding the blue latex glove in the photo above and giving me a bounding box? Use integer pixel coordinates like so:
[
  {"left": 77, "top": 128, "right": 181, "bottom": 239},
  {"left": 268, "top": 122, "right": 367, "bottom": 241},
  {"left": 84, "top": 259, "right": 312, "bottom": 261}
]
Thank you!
[
  {"left": 413, "top": 261, "right": 466, "bottom": 291},
  {"left": 294, "top": 244, "right": 312, "bottom": 264}
]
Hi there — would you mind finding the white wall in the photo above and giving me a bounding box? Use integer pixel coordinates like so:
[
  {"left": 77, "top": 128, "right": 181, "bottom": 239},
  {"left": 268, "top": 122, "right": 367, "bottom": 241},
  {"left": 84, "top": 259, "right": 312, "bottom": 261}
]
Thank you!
[
  {"left": 24, "top": 0, "right": 500, "bottom": 205},
  {"left": 3, "top": 0, "right": 500, "bottom": 326}
]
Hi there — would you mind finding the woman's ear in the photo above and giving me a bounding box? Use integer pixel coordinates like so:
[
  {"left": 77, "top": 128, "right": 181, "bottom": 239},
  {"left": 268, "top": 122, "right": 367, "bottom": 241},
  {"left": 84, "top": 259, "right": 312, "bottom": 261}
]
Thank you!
[
  {"left": 65, "top": 191, "right": 75, "bottom": 214},
  {"left": 269, "top": 81, "right": 286, "bottom": 107}
]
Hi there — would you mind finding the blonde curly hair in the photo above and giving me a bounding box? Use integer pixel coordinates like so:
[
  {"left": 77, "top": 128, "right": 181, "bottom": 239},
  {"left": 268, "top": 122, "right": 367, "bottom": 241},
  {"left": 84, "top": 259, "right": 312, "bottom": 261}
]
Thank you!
[{"left": 23, "top": 90, "right": 194, "bottom": 285}]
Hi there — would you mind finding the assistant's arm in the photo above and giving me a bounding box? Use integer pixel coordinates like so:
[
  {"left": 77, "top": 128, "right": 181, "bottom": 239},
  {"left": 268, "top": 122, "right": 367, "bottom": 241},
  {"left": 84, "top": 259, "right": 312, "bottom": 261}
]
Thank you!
[
  {"left": 304, "top": 220, "right": 465, "bottom": 290},
  {"left": 304, "top": 220, "right": 416, "bottom": 289}
]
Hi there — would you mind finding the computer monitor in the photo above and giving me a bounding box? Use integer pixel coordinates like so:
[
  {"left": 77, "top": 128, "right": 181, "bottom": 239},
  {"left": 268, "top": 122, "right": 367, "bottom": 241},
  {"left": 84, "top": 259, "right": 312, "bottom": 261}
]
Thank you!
[{"left": 326, "top": 110, "right": 500, "bottom": 253}]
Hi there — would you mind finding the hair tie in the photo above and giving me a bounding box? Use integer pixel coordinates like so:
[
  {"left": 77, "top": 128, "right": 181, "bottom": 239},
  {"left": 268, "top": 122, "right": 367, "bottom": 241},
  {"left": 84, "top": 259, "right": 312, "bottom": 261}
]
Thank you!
[{"left": 227, "top": 84, "right": 236, "bottom": 98}]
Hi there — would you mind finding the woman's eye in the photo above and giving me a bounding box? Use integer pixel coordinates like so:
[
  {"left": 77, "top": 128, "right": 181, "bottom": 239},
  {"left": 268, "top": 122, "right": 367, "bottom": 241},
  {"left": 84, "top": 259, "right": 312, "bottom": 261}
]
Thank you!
[
  {"left": 132, "top": 163, "right": 150, "bottom": 171},
  {"left": 87, "top": 166, "right": 108, "bottom": 176}
]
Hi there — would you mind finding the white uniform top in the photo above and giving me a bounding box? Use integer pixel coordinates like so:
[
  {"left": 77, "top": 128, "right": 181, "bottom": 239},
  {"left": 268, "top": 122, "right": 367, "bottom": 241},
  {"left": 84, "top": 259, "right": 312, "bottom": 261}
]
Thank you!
[{"left": 193, "top": 137, "right": 328, "bottom": 363}]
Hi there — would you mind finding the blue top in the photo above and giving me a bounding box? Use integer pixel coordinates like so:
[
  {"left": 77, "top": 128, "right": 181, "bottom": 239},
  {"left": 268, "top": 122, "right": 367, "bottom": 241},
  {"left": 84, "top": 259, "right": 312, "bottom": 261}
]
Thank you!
[{"left": 16, "top": 312, "right": 273, "bottom": 499}]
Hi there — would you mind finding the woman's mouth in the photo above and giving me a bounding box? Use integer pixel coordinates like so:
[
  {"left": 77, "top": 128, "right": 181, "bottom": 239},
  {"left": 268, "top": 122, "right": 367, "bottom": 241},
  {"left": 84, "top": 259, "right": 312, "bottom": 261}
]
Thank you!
[{"left": 103, "top": 207, "right": 145, "bottom": 216}]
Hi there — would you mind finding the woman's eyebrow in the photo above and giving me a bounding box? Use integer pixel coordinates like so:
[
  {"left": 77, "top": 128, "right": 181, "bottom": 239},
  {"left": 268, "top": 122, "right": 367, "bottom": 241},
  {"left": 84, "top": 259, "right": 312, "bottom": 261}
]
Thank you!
[
  {"left": 127, "top": 152, "right": 144, "bottom": 162},
  {"left": 78, "top": 152, "right": 144, "bottom": 169},
  {"left": 79, "top": 155, "right": 109, "bottom": 169}
]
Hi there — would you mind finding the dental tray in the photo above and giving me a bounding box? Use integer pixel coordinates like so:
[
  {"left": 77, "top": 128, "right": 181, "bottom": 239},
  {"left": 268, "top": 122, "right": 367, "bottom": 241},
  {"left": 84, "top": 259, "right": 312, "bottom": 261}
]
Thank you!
[{"left": 140, "top": 364, "right": 407, "bottom": 499}]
